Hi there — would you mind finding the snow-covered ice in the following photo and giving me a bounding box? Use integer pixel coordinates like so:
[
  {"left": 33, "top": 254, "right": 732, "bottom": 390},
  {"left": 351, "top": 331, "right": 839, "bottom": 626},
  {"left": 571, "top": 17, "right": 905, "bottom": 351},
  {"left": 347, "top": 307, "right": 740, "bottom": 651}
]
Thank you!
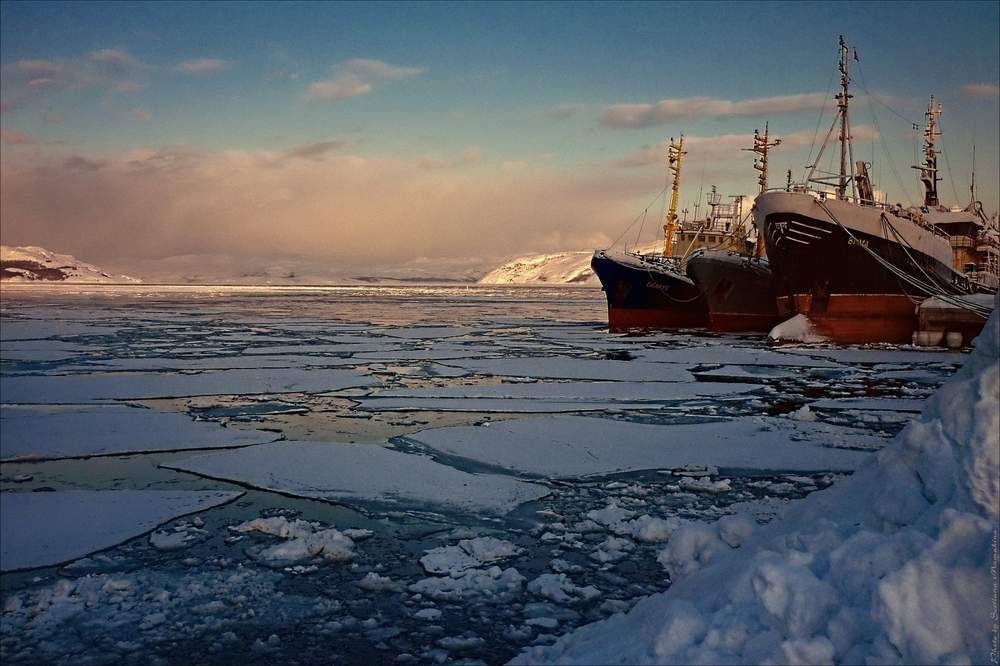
[
  {"left": 0, "top": 367, "right": 378, "bottom": 403},
  {"left": 437, "top": 357, "right": 696, "bottom": 382},
  {"left": 0, "top": 405, "right": 276, "bottom": 460},
  {"left": 164, "top": 440, "right": 549, "bottom": 515},
  {"left": 408, "top": 415, "right": 875, "bottom": 478},
  {"left": 0, "top": 490, "right": 242, "bottom": 571}
]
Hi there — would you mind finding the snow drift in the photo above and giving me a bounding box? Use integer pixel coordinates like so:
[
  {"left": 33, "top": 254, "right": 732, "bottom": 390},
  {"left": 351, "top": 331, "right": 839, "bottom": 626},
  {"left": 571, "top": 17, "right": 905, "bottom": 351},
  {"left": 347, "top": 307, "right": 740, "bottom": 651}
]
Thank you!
[{"left": 513, "top": 297, "right": 999, "bottom": 665}]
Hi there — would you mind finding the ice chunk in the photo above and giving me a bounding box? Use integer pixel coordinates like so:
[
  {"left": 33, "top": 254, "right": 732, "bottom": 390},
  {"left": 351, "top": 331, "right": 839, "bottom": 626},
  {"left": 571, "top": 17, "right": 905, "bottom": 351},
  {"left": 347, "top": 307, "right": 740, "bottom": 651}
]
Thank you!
[
  {"left": 409, "top": 415, "right": 873, "bottom": 478},
  {"left": 1, "top": 490, "right": 242, "bottom": 571},
  {"left": 437, "top": 357, "right": 695, "bottom": 382},
  {"left": 165, "top": 440, "right": 548, "bottom": 515},
  {"left": 408, "top": 566, "right": 525, "bottom": 601},
  {"left": 0, "top": 367, "right": 378, "bottom": 404},
  {"left": 526, "top": 574, "right": 601, "bottom": 605},
  {"left": 0, "top": 405, "right": 275, "bottom": 461},
  {"left": 420, "top": 537, "right": 523, "bottom": 575}
]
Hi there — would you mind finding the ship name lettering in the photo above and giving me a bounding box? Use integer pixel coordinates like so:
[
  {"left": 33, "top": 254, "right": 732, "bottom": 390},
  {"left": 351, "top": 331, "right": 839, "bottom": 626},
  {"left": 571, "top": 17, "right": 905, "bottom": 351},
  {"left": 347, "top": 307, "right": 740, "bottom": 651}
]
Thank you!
[{"left": 848, "top": 237, "right": 869, "bottom": 249}]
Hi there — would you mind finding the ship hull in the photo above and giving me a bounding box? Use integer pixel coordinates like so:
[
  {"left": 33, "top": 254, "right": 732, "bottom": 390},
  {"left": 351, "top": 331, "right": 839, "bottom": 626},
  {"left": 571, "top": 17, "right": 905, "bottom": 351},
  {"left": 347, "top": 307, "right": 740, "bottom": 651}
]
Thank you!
[
  {"left": 591, "top": 250, "right": 707, "bottom": 332},
  {"left": 686, "top": 250, "right": 782, "bottom": 332},
  {"left": 756, "top": 191, "right": 971, "bottom": 344}
]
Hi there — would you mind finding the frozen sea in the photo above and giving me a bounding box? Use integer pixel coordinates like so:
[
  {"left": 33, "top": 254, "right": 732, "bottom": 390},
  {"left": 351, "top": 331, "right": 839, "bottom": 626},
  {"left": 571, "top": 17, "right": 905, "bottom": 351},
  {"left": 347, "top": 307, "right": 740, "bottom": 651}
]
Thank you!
[{"left": 0, "top": 284, "right": 967, "bottom": 665}]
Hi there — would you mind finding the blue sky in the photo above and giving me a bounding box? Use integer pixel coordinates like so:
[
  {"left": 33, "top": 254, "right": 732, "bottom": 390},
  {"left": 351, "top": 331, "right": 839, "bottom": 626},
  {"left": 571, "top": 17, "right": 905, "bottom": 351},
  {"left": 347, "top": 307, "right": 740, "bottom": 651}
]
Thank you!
[{"left": 1, "top": 1, "right": 998, "bottom": 276}]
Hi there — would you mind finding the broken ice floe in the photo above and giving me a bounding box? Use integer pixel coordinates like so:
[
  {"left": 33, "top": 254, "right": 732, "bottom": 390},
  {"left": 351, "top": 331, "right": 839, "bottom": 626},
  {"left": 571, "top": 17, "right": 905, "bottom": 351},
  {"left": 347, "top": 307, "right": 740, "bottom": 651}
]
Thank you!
[
  {"left": 436, "top": 358, "right": 695, "bottom": 382},
  {"left": 230, "top": 516, "right": 358, "bottom": 566},
  {"left": 407, "top": 415, "right": 876, "bottom": 478},
  {"left": 0, "top": 490, "right": 243, "bottom": 571},
  {"left": 163, "top": 440, "right": 548, "bottom": 515},
  {"left": 0, "top": 367, "right": 378, "bottom": 403},
  {"left": 0, "top": 405, "right": 276, "bottom": 461}
]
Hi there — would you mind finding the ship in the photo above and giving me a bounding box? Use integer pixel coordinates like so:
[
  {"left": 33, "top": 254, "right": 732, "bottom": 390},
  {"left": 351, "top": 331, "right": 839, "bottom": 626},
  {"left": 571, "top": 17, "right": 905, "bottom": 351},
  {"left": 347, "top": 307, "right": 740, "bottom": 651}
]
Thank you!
[
  {"left": 686, "top": 124, "right": 784, "bottom": 333},
  {"left": 755, "top": 37, "right": 994, "bottom": 344},
  {"left": 593, "top": 136, "right": 718, "bottom": 332}
]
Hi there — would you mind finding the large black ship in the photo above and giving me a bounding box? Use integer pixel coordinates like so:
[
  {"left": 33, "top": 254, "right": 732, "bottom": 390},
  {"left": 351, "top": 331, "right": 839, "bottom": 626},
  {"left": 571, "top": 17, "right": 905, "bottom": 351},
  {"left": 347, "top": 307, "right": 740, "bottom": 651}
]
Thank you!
[{"left": 755, "top": 40, "right": 991, "bottom": 343}]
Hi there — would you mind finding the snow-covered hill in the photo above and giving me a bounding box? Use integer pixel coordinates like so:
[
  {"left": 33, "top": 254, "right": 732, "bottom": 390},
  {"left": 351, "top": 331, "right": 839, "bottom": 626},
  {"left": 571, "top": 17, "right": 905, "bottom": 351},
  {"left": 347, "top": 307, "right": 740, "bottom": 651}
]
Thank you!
[
  {"left": 478, "top": 251, "right": 598, "bottom": 285},
  {"left": 1, "top": 246, "right": 141, "bottom": 283}
]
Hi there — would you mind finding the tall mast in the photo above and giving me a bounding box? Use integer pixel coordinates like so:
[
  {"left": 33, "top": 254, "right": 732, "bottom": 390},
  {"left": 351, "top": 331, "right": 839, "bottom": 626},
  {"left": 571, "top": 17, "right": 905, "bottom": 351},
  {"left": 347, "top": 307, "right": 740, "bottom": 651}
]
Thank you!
[
  {"left": 743, "top": 122, "right": 782, "bottom": 194},
  {"left": 836, "top": 35, "right": 852, "bottom": 200},
  {"left": 805, "top": 36, "right": 856, "bottom": 201},
  {"left": 662, "top": 135, "right": 686, "bottom": 257},
  {"left": 970, "top": 142, "right": 977, "bottom": 205},
  {"left": 914, "top": 96, "right": 941, "bottom": 207}
]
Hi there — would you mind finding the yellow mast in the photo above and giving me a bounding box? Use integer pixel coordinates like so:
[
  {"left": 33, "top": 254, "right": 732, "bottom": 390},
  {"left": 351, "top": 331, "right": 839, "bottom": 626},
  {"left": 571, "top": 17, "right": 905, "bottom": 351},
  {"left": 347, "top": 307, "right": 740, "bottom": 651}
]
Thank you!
[{"left": 662, "top": 135, "right": 686, "bottom": 257}]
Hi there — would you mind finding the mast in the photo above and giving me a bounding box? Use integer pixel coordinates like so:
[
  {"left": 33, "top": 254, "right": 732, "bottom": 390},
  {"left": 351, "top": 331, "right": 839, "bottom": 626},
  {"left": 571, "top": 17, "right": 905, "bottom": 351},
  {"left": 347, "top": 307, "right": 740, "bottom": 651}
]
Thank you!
[
  {"left": 836, "top": 35, "right": 852, "bottom": 200},
  {"left": 805, "top": 36, "right": 856, "bottom": 201},
  {"left": 743, "top": 122, "right": 782, "bottom": 194},
  {"left": 662, "top": 135, "right": 686, "bottom": 257},
  {"left": 914, "top": 96, "right": 941, "bottom": 207}
]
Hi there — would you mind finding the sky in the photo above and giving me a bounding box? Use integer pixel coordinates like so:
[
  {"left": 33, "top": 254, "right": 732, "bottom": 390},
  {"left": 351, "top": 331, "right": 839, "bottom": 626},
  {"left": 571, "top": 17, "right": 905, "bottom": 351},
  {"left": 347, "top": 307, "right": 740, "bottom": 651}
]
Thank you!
[{"left": 1, "top": 0, "right": 998, "bottom": 280}]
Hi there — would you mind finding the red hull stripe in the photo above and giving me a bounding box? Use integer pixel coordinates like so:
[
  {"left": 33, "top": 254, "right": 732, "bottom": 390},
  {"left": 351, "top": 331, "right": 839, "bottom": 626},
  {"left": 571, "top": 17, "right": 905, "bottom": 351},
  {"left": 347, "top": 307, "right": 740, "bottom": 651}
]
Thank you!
[
  {"left": 777, "top": 293, "right": 918, "bottom": 344},
  {"left": 607, "top": 306, "right": 708, "bottom": 332}
]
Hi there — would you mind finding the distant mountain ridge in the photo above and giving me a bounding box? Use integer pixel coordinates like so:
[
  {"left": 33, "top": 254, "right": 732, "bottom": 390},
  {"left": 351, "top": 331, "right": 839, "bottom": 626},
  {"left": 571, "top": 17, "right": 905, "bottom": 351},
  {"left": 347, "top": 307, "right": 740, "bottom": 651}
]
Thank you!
[
  {"left": 478, "top": 251, "right": 597, "bottom": 285},
  {"left": 0, "top": 246, "right": 141, "bottom": 283},
  {"left": 479, "top": 243, "right": 661, "bottom": 285}
]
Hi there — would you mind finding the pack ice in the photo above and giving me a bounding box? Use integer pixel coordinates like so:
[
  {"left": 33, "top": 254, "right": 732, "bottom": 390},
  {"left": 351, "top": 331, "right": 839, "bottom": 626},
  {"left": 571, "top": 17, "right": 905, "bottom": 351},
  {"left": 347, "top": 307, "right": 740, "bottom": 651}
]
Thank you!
[{"left": 512, "top": 301, "right": 999, "bottom": 665}]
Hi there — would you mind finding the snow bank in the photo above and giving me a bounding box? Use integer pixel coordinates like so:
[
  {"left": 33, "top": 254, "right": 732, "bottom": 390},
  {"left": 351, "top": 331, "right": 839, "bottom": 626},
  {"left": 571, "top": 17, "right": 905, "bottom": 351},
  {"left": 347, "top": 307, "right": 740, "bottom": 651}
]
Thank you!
[{"left": 512, "top": 299, "right": 998, "bottom": 665}]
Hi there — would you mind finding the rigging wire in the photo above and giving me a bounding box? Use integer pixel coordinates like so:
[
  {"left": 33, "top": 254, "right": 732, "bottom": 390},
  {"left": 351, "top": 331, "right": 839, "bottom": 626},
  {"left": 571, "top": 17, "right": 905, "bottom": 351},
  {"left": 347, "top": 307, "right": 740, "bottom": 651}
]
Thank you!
[
  {"left": 609, "top": 186, "right": 669, "bottom": 250},
  {"left": 805, "top": 65, "right": 838, "bottom": 176},
  {"left": 854, "top": 61, "right": 912, "bottom": 206}
]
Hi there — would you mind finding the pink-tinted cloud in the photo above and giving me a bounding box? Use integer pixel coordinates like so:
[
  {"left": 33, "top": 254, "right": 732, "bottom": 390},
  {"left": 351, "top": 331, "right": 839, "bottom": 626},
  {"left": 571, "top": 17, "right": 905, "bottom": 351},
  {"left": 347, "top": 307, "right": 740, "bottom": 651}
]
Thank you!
[
  {"left": 176, "top": 58, "right": 232, "bottom": 74},
  {"left": 962, "top": 83, "right": 1000, "bottom": 98},
  {"left": 131, "top": 109, "right": 152, "bottom": 121},
  {"left": 304, "top": 58, "right": 424, "bottom": 104},
  {"left": 600, "top": 93, "right": 829, "bottom": 128},
  {"left": 0, "top": 144, "right": 653, "bottom": 277},
  {"left": 0, "top": 129, "right": 34, "bottom": 145}
]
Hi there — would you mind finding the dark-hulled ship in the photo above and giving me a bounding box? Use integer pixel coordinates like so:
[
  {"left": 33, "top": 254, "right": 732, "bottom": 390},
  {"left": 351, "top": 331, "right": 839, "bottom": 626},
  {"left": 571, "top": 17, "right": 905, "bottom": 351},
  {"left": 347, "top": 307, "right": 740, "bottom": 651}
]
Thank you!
[
  {"left": 757, "top": 38, "right": 993, "bottom": 343},
  {"left": 686, "top": 125, "right": 783, "bottom": 333},
  {"left": 592, "top": 136, "right": 710, "bottom": 332}
]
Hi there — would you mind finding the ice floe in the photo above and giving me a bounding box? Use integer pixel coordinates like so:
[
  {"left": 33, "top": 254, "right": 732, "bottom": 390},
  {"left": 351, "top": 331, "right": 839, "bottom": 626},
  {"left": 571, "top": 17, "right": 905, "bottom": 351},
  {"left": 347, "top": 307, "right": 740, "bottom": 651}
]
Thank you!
[
  {"left": 164, "top": 440, "right": 548, "bottom": 515},
  {"left": 0, "top": 367, "right": 378, "bottom": 403},
  {"left": 0, "top": 404, "right": 276, "bottom": 461},
  {"left": 436, "top": 357, "right": 695, "bottom": 382},
  {"left": 0, "top": 490, "right": 242, "bottom": 571},
  {"left": 407, "top": 415, "right": 876, "bottom": 478}
]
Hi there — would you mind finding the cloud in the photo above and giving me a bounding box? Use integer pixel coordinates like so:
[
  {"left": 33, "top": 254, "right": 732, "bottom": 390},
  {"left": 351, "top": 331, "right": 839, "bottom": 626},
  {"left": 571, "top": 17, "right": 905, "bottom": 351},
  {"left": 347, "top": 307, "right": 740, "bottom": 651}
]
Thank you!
[
  {"left": 131, "top": 109, "right": 151, "bottom": 121},
  {"left": 2, "top": 48, "right": 149, "bottom": 109},
  {"left": 304, "top": 75, "right": 372, "bottom": 102},
  {"left": 1, "top": 143, "right": 654, "bottom": 277},
  {"left": 284, "top": 140, "right": 348, "bottom": 160},
  {"left": 176, "top": 58, "right": 232, "bottom": 74},
  {"left": 304, "top": 58, "right": 425, "bottom": 104},
  {"left": 63, "top": 155, "right": 109, "bottom": 171},
  {"left": 600, "top": 93, "right": 829, "bottom": 128},
  {"left": 962, "top": 83, "right": 1000, "bottom": 98},
  {"left": 0, "top": 129, "right": 34, "bottom": 145}
]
